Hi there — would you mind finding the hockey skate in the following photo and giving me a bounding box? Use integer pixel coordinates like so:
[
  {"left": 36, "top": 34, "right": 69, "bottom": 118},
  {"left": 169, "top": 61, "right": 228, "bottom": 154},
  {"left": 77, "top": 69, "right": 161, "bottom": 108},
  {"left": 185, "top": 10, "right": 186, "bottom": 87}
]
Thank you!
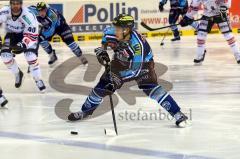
[
  {"left": 234, "top": 53, "right": 240, "bottom": 64},
  {"left": 79, "top": 55, "right": 88, "bottom": 65},
  {"left": 48, "top": 49, "right": 58, "bottom": 65},
  {"left": 15, "top": 69, "right": 24, "bottom": 88},
  {"left": 194, "top": 50, "right": 207, "bottom": 64},
  {"left": 0, "top": 95, "right": 8, "bottom": 107},
  {"left": 171, "top": 36, "right": 181, "bottom": 41},
  {"left": 175, "top": 112, "right": 190, "bottom": 128},
  {"left": 35, "top": 80, "right": 46, "bottom": 93},
  {"left": 68, "top": 108, "right": 96, "bottom": 121}
]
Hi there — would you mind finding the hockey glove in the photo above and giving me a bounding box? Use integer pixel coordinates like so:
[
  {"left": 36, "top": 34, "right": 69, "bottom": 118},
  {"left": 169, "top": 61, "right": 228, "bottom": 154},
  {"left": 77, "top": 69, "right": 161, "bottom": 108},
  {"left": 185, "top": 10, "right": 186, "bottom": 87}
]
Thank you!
[
  {"left": 220, "top": 6, "right": 228, "bottom": 14},
  {"left": 105, "top": 72, "right": 123, "bottom": 92},
  {"left": 159, "top": 3, "right": 164, "bottom": 12},
  {"left": 95, "top": 47, "right": 110, "bottom": 66},
  {"left": 12, "top": 42, "right": 26, "bottom": 54},
  {"left": 219, "top": 6, "right": 228, "bottom": 21}
]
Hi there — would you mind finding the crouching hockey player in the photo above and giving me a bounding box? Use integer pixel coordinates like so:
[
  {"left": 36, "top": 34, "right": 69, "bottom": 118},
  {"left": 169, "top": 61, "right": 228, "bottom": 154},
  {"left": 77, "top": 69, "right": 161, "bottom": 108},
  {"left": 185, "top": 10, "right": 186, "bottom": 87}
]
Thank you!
[
  {"left": 159, "top": 0, "right": 199, "bottom": 41},
  {"left": 29, "top": 2, "right": 88, "bottom": 65},
  {"left": 0, "top": 0, "right": 46, "bottom": 92},
  {"left": 180, "top": 0, "right": 240, "bottom": 64},
  {"left": 68, "top": 14, "right": 189, "bottom": 127}
]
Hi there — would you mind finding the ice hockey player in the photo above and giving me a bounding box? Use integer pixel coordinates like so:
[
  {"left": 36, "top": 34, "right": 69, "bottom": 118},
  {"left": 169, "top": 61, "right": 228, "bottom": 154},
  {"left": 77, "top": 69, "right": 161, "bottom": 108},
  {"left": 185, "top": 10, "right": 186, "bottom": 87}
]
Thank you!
[
  {"left": 0, "top": 87, "right": 8, "bottom": 107},
  {"left": 29, "top": 2, "right": 88, "bottom": 65},
  {"left": 0, "top": 35, "right": 8, "bottom": 107},
  {"left": 180, "top": 0, "right": 240, "bottom": 64},
  {"left": 0, "top": 0, "right": 46, "bottom": 92},
  {"left": 68, "top": 14, "right": 189, "bottom": 127},
  {"left": 159, "top": 0, "right": 198, "bottom": 41}
]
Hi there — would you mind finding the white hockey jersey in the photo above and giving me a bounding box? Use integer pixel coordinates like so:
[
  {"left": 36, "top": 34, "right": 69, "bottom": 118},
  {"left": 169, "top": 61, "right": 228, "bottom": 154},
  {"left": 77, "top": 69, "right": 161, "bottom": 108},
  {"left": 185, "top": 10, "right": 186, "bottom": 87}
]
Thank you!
[
  {"left": 0, "top": 6, "right": 39, "bottom": 49},
  {"left": 186, "top": 0, "right": 231, "bottom": 18}
]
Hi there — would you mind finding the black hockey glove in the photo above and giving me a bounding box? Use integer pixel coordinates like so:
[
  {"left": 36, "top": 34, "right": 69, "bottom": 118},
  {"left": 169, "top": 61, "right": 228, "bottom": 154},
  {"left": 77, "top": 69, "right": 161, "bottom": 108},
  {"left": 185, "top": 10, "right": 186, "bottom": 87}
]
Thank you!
[
  {"left": 220, "top": 6, "right": 228, "bottom": 14},
  {"left": 95, "top": 47, "right": 110, "bottom": 66},
  {"left": 12, "top": 42, "right": 26, "bottom": 54},
  {"left": 179, "top": 16, "right": 194, "bottom": 27},
  {"left": 105, "top": 72, "right": 123, "bottom": 92},
  {"left": 219, "top": 6, "right": 228, "bottom": 21},
  {"left": 159, "top": 3, "right": 164, "bottom": 12}
]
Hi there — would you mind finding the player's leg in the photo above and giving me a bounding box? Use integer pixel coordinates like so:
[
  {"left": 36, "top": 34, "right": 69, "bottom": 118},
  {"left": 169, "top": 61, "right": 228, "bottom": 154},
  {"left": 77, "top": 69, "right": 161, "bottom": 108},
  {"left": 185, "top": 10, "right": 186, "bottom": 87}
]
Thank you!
[
  {"left": 217, "top": 15, "right": 240, "bottom": 64},
  {"left": 57, "top": 24, "right": 88, "bottom": 64},
  {"left": 68, "top": 60, "right": 123, "bottom": 121},
  {"left": 136, "top": 61, "right": 189, "bottom": 127},
  {"left": 0, "top": 87, "right": 8, "bottom": 107},
  {"left": 68, "top": 72, "right": 119, "bottom": 121},
  {"left": 194, "top": 16, "right": 214, "bottom": 63},
  {"left": 24, "top": 47, "right": 46, "bottom": 92},
  {"left": 0, "top": 33, "right": 24, "bottom": 88},
  {"left": 169, "top": 9, "right": 181, "bottom": 41},
  {"left": 57, "top": 24, "right": 81, "bottom": 56},
  {"left": 39, "top": 36, "right": 58, "bottom": 65}
]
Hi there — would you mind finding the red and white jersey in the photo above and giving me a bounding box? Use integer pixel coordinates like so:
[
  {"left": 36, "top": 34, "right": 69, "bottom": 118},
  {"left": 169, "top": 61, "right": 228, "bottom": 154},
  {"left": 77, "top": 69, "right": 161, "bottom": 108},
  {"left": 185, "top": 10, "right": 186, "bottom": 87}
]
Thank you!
[
  {"left": 0, "top": 6, "right": 39, "bottom": 49},
  {"left": 186, "top": 0, "right": 231, "bottom": 18}
]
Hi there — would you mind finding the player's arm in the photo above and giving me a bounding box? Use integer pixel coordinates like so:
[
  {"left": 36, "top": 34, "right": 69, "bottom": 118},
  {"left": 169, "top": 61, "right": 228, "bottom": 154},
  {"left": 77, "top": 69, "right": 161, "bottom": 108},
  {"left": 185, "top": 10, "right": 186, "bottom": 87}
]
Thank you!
[
  {"left": 119, "top": 43, "right": 143, "bottom": 80},
  {"left": 94, "top": 27, "right": 115, "bottom": 66},
  {"left": 0, "top": 7, "right": 9, "bottom": 24},
  {"left": 41, "top": 9, "right": 59, "bottom": 38},
  {"left": 179, "top": 0, "right": 201, "bottom": 27},
  {"left": 186, "top": 0, "right": 201, "bottom": 19},
  {"left": 95, "top": 36, "right": 110, "bottom": 66}
]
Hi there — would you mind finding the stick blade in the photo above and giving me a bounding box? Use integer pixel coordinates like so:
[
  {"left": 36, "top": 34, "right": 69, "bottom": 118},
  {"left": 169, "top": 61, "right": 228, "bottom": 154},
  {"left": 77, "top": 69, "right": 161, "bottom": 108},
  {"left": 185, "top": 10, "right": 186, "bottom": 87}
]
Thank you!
[{"left": 140, "top": 22, "right": 154, "bottom": 31}]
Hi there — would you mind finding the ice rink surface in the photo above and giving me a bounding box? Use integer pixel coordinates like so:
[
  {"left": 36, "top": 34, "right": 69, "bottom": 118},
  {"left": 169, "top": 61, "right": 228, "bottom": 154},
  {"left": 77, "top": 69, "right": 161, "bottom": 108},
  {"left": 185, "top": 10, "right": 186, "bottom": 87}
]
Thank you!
[{"left": 0, "top": 35, "right": 240, "bottom": 159}]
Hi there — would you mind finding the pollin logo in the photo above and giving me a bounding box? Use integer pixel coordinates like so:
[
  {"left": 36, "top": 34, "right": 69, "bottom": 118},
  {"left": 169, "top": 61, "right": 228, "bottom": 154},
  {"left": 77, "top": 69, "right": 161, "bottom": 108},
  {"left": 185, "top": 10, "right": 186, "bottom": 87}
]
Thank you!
[{"left": 69, "top": 2, "right": 139, "bottom": 33}]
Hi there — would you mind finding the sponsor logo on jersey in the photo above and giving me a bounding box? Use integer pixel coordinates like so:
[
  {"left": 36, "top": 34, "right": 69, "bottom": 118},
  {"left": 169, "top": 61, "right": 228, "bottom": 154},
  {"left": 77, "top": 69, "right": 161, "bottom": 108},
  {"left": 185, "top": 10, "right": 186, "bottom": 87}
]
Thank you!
[
  {"left": 22, "top": 15, "right": 31, "bottom": 25},
  {"left": 0, "top": 10, "right": 9, "bottom": 15}
]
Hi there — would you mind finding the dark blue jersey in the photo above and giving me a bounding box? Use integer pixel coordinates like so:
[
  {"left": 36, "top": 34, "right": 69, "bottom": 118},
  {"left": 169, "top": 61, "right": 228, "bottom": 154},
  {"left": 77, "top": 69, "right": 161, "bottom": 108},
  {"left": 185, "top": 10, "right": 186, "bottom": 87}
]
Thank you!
[
  {"left": 29, "top": 6, "right": 65, "bottom": 38},
  {"left": 102, "top": 26, "right": 153, "bottom": 80}
]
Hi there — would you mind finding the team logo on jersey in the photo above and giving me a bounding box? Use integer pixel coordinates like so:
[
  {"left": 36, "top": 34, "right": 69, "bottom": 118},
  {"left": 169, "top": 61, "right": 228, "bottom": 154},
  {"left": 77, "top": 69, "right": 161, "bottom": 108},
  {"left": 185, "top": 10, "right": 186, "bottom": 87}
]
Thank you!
[{"left": 162, "top": 101, "right": 171, "bottom": 111}]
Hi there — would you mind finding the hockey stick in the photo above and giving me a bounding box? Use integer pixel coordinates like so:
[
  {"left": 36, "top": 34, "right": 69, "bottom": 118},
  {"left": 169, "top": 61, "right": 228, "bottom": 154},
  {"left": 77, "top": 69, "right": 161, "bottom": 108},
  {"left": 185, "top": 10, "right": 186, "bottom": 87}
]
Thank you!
[
  {"left": 141, "top": 18, "right": 205, "bottom": 31},
  {"left": 160, "top": 27, "right": 171, "bottom": 46},
  {"left": 105, "top": 63, "right": 118, "bottom": 135}
]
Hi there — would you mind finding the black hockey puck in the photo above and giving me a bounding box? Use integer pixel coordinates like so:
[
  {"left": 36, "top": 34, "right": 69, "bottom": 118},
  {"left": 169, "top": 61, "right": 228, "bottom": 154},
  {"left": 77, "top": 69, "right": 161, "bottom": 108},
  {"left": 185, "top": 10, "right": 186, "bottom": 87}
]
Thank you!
[
  {"left": 70, "top": 131, "right": 78, "bottom": 135},
  {"left": 160, "top": 42, "right": 164, "bottom": 46}
]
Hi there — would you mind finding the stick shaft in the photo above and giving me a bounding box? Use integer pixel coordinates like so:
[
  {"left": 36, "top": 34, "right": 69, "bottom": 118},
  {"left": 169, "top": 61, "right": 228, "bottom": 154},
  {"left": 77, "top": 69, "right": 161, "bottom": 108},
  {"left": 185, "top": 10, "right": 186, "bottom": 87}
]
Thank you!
[
  {"left": 105, "top": 63, "right": 118, "bottom": 135},
  {"left": 161, "top": 27, "right": 170, "bottom": 44},
  {"left": 109, "top": 94, "right": 118, "bottom": 135},
  {"left": 141, "top": 18, "right": 202, "bottom": 31}
]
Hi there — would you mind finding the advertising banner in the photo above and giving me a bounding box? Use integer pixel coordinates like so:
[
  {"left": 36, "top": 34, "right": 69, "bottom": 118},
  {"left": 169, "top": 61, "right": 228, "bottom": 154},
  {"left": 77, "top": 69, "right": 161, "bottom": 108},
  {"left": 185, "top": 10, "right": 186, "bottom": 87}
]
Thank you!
[{"left": 0, "top": 0, "right": 239, "bottom": 41}]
